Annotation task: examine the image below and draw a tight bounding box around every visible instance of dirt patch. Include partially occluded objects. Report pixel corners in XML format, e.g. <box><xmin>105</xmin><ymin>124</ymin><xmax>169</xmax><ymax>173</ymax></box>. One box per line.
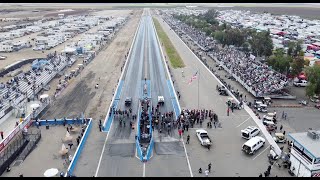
<box><xmin>41</xmin><ymin>10</ymin><xmax>140</xmax><ymax>122</ymax></box>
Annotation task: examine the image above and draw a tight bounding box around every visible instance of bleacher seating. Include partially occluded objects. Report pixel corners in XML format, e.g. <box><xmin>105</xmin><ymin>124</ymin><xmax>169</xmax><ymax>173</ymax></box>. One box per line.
<box><xmin>0</xmin><ymin>54</ymin><xmax>68</xmax><ymax>118</ymax></box>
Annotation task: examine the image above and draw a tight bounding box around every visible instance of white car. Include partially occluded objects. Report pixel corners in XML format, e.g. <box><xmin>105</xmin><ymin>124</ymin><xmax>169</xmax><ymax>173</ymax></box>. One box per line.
<box><xmin>158</xmin><ymin>96</ymin><xmax>164</xmax><ymax>105</ymax></box>
<box><xmin>241</xmin><ymin>126</ymin><xmax>260</xmax><ymax>140</ymax></box>
<box><xmin>196</xmin><ymin>129</ymin><xmax>212</xmax><ymax>146</ymax></box>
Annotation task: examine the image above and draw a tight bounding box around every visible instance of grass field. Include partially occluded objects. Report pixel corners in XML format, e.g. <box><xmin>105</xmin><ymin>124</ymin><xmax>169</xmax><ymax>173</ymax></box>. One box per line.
<box><xmin>153</xmin><ymin>17</ymin><xmax>185</xmax><ymax>69</ymax></box>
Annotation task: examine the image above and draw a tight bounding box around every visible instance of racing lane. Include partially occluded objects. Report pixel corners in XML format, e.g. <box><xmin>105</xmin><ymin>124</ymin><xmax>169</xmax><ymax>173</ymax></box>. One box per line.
<box><xmin>97</xmin><ymin>13</ymin><xmax>147</xmax><ymax>177</ymax></box>
<box><xmin>144</xmin><ymin>11</ymin><xmax>190</xmax><ymax>177</ymax></box>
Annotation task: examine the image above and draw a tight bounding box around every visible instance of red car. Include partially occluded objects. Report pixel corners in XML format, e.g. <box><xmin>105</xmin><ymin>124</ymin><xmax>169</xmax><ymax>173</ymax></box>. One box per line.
<box><xmin>315</xmin><ymin>104</ymin><xmax>320</xmax><ymax>109</ymax></box>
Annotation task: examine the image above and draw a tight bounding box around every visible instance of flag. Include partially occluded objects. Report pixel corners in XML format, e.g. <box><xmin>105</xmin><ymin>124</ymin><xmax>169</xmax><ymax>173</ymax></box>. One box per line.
<box><xmin>188</xmin><ymin>71</ymin><xmax>198</xmax><ymax>85</ymax></box>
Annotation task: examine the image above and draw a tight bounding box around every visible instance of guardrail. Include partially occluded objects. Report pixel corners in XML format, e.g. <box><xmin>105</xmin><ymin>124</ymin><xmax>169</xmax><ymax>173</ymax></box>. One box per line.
<box><xmin>65</xmin><ymin>118</ymin><xmax>92</xmax><ymax>177</ymax></box>
<box><xmin>146</xmin><ymin>137</ymin><xmax>154</xmax><ymax>161</ymax></box>
<box><xmin>135</xmin><ymin>138</ymin><xmax>143</xmax><ymax>161</ymax></box>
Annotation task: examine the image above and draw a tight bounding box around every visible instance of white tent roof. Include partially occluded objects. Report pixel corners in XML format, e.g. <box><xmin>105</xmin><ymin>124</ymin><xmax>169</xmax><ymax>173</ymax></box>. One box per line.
<box><xmin>62</xmin><ymin>47</ymin><xmax>76</xmax><ymax>53</ymax></box>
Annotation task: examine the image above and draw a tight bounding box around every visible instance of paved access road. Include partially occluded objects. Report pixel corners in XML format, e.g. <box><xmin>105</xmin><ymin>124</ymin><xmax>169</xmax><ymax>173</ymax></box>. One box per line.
<box><xmin>154</xmin><ymin>14</ymin><xmax>291</xmax><ymax>177</ymax></box>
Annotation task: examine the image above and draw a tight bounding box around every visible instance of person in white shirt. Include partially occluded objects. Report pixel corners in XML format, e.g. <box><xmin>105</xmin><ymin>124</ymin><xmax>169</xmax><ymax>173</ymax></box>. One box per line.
<box><xmin>205</xmin><ymin>169</ymin><xmax>209</xmax><ymax>177</ymax></box>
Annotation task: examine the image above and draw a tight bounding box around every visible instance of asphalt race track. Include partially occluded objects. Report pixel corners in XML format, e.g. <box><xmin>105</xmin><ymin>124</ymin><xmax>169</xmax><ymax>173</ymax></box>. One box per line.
<box><xmin>97</xmin><ymin>9</ymin><xmax>190</xmax><ymax>177</ymax></box>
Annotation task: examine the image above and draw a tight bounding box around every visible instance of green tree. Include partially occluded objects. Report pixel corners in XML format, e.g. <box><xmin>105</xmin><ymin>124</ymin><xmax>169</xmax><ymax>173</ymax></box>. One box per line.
<box><xmin>241</xmin><ymin>42</ymin><xmax>250</xmax><ymax>53</ymax></box>
<box><xmin>294</xmin><ymin>40</ymin><xmax>303</xmax><ymax>57</ymax></box>
<box><xmin>214</xmin><ymin>31</ymin><xmax>226</xmax><ymax>45</ymax></box>
<box><xmin>305</xmin><ymin>65</ymin><xmax>320</xmax><ymax>97</ymax></box>
<box><xmin>267</xmin><ymin>49</ymin><xmax>291</xmax><ymax>74</ymax></box>
<box><xmin>287</xmin><ymin>41</ymin><xmax>295</xmax><ymax>56</ymax></box>
<box><xmin>250</xmin><ymin>30</ymin><xmax>273</xmax><ymax>57</ymax></box>
<box><xmin>290</xmin><ymin>57</ymin><xmax>305</xmax><ymax>77</ymax></box>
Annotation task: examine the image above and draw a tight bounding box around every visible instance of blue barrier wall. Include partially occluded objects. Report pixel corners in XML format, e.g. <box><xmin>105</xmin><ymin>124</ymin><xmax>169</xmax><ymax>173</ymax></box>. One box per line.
<box><xmin>136</xmin><ymin>139</ymin><xmax>143</xmax><ymax>161</ymax></box>
<box><xmin>103</xmin><ymin>80</ymin><xmax>124</xmax><ymax>132</ymax></box>
<box><xmin>148</xmin><ymin>107</ymin><xmax>152</xmax><ymax>135</ymax></box>
<box><xmin>66</xmin><ymin>119</ymin><xmax>92</xmax><ymax>177</ymax></box>
<box><xmin>137</xmin><ymin>109</ymin><xmax>141</xmax><ymax>140</ymax></box>
<box><xmin>146</xmin><ymin>137</ymin><xmax>154</xmax><ymax>161</ymax></box>
<box><xmin>167</xmin><ymin>80</ymin><xmax>180</xmax><ymax>118</ymax></box>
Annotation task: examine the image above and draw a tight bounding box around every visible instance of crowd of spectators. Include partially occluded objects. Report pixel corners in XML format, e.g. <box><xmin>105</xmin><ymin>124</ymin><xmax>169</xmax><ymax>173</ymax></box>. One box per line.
<box><xmin>164</xmin><ymin>15</ymin><xmax>288</xmax><ymax>97</ymax></box>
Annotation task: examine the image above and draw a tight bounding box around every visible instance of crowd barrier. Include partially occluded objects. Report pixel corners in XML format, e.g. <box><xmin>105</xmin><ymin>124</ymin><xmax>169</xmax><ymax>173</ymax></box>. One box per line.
<box><xmin>65</xmin><ymin>118</ymin><xmax>92</xmax><ymax>177</ymax></box>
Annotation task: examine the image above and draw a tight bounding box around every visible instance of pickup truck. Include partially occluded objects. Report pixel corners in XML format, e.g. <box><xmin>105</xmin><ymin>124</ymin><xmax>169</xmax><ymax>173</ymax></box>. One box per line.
<box><xmin>196</xmin><ymin>129</ymin><xmax>212</xmax><ymax>146</ymax></box>
<box><xmin>293</xmin><ymin>80</ymin><xmax>308</xmax><ymax>87</ymax></box>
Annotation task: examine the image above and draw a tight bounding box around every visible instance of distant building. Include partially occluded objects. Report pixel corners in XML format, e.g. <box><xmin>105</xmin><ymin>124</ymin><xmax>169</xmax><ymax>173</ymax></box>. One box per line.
<box><xmin>288</xmin><ymin>130</ymin><xmax>320</xmax><ymax>177</ymax></box>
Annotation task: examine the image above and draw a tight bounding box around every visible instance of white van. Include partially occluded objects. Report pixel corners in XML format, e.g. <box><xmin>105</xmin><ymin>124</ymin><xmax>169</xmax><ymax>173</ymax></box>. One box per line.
<box><xmin>242</xmin><ymin>136</ymin><xmax>266</xmax><ymax>155</ymax></box>
<box><xmin>241</xmin><ymin>126</ymin><xmax>260</xmax><ymax>140</ymax></box>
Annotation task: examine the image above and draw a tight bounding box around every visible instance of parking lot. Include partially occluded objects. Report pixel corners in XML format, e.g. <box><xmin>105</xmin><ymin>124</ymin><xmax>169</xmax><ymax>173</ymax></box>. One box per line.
<box><xmin>155</xmin><ymin>15</ymin><xmax>291</xmax><ymax>177</ymax></box>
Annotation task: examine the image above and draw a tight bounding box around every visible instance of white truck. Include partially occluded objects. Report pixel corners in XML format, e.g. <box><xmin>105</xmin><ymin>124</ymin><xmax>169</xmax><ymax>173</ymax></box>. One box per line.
<box><xmin>293</xmin><ymin>80</ymin><xmax>308</xmax><ymax>87</ymax></box>
<box><xmin>196</xmin><ymin>129</ymin><xmax>212</xmax><ymax>146</ymax></box>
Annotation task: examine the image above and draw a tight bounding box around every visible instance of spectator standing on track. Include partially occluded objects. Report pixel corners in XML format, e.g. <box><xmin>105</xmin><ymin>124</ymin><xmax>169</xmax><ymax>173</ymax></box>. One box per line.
<box><xmin>198</xmin><ymin>168</ymin><xmax>202</xmax><ymax>174</ymax></box>
<box><xmin>227</xmin><ymin>107</ymin><xmax>230</xmax><ymax>116</ymax></box>
<box><xmin>178</xmin><ymin>129</ymin><xmax>182</xmax><ymax>139</ymax></box>
<box><xmin>99</xmin><ymin>124</ymin><xmax>102</xmax><ymax>132</ymax></box>
<box><xmin>284</xmin><ymin>113</ymin><xmax>287</xmax><ymax>120</ymax></box>
<box><xmin>0</xmin><ymin>131</ymin><xmax>3</xmax><ymax>139</ymax></box>
<box><xmin>259</xmin><ymin>173</ymin><xmax>263</xmax><ymax>177</ymax></box>
<box><xmin>282</xmin><ymin>111</ymin><xmax>285</xmax><ymax>119</ymax></box>
<box><xmin>66</xmin><ymin>127</ymin><xmax>69</xmax><ymax>133</ymax></box>
<box><xmin>283</xmin><ymin>131</ymin><xmax>286</xmax><ymax>136</ymax></box>
<box><xmin>186</xmin><ymin>134</ymin><xmax>190</xmax><ymax>144</ymax></box>
<box><xmin>208</xmin><ymin>163</ymin><xmax>212</xmax><ymax>172</ymax></box>
<box><xmin>76</xmin><ymin>137</ymin><xmax>80</xmax><ymax>145</ymax></box>
<box><xmin>280</xmin><ymin>125</ymin><xmax>283</xmax><ymax>131</ymax></box>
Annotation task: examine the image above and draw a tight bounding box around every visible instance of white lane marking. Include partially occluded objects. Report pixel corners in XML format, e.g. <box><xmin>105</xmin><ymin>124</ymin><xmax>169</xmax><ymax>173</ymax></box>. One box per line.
<box><xmin>143</xmin><ymin>162</ymin><xmax>146</xmax><ymax>177</ymax></box>
<box><xmin>236</xmin><ymin>117</ymin><xmax>251</xmax><ymax>128</ymax></box>
<box><xmin>252</xmin><ymin>145</ymin><xmax>269</xmax><ymax>161</ymax></box>
<box><xmin>95</xmin><ymin>131</ymin><xmax>110</xmax><ymax>177</ymax></box>
<box><xmin>181</xmin><ymin>137</ymin><xmax>194</xmax><ymax>177</ymax></box>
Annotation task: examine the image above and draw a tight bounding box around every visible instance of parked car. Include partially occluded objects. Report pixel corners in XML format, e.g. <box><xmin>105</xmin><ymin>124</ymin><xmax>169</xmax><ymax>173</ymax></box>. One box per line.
<box><xmin>242</xmin><ymin>136</ymin><xmax>265</xmax><ymax>155</ymax></box>
<box><xmin>241</xmin><ymin>126</ymin><xmax>260</xmax><ymax>140</ymax></box>
<box><xmin>273</xmin><ymin>133</ymin><xmax>287</xmax><ymax>143</ymax></box>
<box><xmin>196</xmin><ymin>129</ymin><xmax>212</xmax><ymax>146</ymax></box>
